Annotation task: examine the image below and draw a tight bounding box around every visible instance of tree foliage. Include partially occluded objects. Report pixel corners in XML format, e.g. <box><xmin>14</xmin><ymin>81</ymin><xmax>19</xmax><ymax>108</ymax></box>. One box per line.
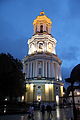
<box><xmin>65</xmin><ymin>64</ymin><xmax>80</xmax><ymax>119</ymax></box>
<box><xmin>65</xmin><ymin>64</ymin><xmax>80</xmax><ymax>85</ymax></box>
<box><xmin>0</xmin><ymin>53</ymin><xmax>25</xmax><ymax>101</ymax></box>
<box><xmin>70</xmin><ymin>64</ymin><xmax>80</xmax><ymax>83</ymax></box>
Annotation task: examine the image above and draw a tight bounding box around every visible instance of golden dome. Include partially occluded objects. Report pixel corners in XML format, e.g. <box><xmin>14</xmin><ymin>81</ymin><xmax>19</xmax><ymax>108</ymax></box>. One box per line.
<box><xmin>33</xmin><ymin>12</ymin><xmax>52</xmax><ymax>25</ymax></box>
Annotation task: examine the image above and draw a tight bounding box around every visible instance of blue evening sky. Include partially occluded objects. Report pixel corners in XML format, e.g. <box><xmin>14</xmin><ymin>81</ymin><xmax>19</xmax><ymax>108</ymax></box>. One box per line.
<box><xmin>0</xmin><ymin>0</ymin><xmax>80</xmax><ymax>85</ymax></box>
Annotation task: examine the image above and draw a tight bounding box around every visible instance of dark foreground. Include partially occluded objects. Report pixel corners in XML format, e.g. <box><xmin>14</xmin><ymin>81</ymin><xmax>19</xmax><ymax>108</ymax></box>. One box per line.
<box><xmin>0</xmin><ymin>107</ymin><xmax>74</xmax><ymax>120</ymax></box>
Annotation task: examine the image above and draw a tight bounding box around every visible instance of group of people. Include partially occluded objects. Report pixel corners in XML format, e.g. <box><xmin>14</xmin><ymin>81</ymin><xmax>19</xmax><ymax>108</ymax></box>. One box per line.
<box><xmin>27</xmin><ymin>104</ymin><xmax>53</xmax><ymax>120</ymax></box>
<box><xmin>41</xmin><ymin>104</ymin><xmax>53</xmax><ymax>119</ymax></box>
<box><xmin>41</xmin><ymin>104</ymin><xmax>52</xmax><ymax>113</ymax></box>
<box><xmin>28</xmin><ymin>105</ymin><xmax>34</xmax><ymax>120</ymax></box>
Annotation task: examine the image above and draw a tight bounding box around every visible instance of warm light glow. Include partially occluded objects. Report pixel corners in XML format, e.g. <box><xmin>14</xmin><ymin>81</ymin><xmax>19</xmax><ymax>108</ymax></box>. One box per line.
<box><xmin>77</xmin><ymin>91</ymin><xmax>80</xmax><ymax>95</ymax></box>
<box><xmin>56</xmin><ymin>106</ymin><xmax>60</xmax><ymax>119</ymax></box>
<box><xmin>59</xmin><ymin>76</ymin><xmax>62</xmax><ymax>81</ymax></box>
<box><xmin>30</xmin><ymin>84</ymin><xmax>34</xmax><ymax>92</ymax></box>
<box><xmin>48</xmin><ymin>43</ymin><xmax>53</xmax><ymax>52</ymax></box>
<box><xmin>22</xmin><ymin>96</ymin><xmax>24</xmax><ymax>101</ymax></box>
<box><xmin>40</xmin><ymin>11</ymin><xmax>45</xmax><ymax>15</ymax></box>
<box><xmin>33</xmin><ymin>13</ymin><xmax>52</xmax><ymax>25</ymax></box>
<box><xmin>56</xmin><ymin>95</ymin><xmax>59</xmax><ymax>105</ymax></box>
<box><xmin>49</xmin><ymin>84</ymin><xmax>53</xmax><ymax>89</ymax></box>
<box><xmin>5</xmin><ymin>98</ymin><xmax>7</xmax><ymax>101</ymax></box>
<box><xmin>60</xmin><ymin>86</ymin><xmax>63</xmax><ymax>96</ymax></box>
<box><xmin>26</xmin><ymin>84</ymin><xmax>30</xmax><ymax>91</ymax></box>
<box><xmin>45</xmin><ymin>84</ymin><xmax>49</xmax><ymax>93</ymax></box>
<box><xmin>63</xmin><ymin>92</ymin><xmax>65</xmax><ymax>95</ymax></box>
<box><xmin>4</xmin><ymin>109</ymin><xmax>6</xmax><ymax>113</ymax></box>
<box><xmin>30</xmin><ymin>44</ymin><xmax>36</xmax><ymax>54</ymax></box>
<box><xmin>37</xmin><ymin>95</ymin><xmax>41</xmax><ymax>101</ymax></box>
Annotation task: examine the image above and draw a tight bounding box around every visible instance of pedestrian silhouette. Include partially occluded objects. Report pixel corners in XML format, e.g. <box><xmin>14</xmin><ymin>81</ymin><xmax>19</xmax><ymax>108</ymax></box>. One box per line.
<box><xmin>41</xmin><ymin>105</ymin><xmax>45</xmax><ymax>120</ymax></box>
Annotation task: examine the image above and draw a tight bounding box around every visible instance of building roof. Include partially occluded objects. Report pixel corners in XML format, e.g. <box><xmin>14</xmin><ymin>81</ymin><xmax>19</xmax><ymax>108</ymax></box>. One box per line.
<box><xmin>33</xmin><ymin>11</ymin><xmax>52</xmax><ymax>25</ymax></box>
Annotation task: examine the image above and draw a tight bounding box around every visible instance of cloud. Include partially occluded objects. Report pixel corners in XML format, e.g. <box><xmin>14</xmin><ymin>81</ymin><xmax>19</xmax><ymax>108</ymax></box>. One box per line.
<box><xmin>62</xmin><ymin>66</ymin><xmax>71</xmax><ymax>79</ymax></box>
<box><xmin>60</xmin><ymin>46</ymin><xmax>79</xmax><ymax>61</ymax></box>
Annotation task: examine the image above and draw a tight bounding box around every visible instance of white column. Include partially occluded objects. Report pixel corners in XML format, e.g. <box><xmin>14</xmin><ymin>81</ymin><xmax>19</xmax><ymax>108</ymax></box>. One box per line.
<box><xmin>28</xmin><ymin>63</ymin><xmax>29</xmax><ymax>78</ymax></box>
<box><xmin>54</xmin><ymin>63</ymin><xmax>58</xmax><ymax>80</ymax></box>
<box><xmin>33</xmin><ymin>61</ymin><xmax>36</xmax><ymax>77</ymax></box>
<box><xmin>33</xmin><ymin>61</ymin><xmax>34</xmax><ymax>77</ymax></box>
<box><xmin>49</xmin><ymin>61</ymin><xmax>50</xmax><ymax>78</ymax></box>
<box><xmin>54</xmin><ymin>63</ymin><xmax>56</xmax><ymax>79</ymax></box>
<box><xmin>57</xmin><ymin>64</ymin><xmax>59</xmax><ymax>80</ymax></box>
<box><xmin>58</xmin><ymin>65</ymin><xmax>62</xmax><ymax>81</ymax></box>
<box><xmin>35</xmin><ymin>61</ymin><xmax>37</xmax><ymax>77</ymax></box>
<box><xmin>34</xmin><ymin>61</ymin><xmax>36</xmax><ymax>77</ymax></box>
<box><xmin>52</xmin><ymin>62</ymin><xmax>54</xmax><ymax>78</ymax></box>
<box><xmin>42</xmin><ymin>61</ymin><xmax>44</xmax><ymax>77</ymax></box>
<box><xmin>50</xmin><ymin>62</ymin><xmax>52</xmax><ymax>78</ymax></box>
<box><xmin>45</xmin><ymin>61</ymin><xmax>47</xmax><ymax>77</ymax></box>
<box><xmin>30</xmin><ymin>62</ymin><xmax>32</xmax><ymax>78</ymax></box>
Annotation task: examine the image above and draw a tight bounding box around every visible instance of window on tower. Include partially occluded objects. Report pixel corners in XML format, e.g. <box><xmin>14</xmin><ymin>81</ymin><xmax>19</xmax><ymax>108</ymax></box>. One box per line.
<box><xmin>39</xmin><ymin>43</ymin><xmax>43</xmax><ymax>49</ymax></box>
<box><xmin>40</xmin><ymin>25</ymin><xmax>43</xmax><ymax>33</ymax></box>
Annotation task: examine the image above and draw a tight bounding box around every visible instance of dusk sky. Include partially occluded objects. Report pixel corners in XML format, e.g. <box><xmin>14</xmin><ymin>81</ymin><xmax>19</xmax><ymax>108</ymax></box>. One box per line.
<box><xmin>0</xmin><ymin>0</ymin><xmax>80</xmax><ymax>85</ymax></box>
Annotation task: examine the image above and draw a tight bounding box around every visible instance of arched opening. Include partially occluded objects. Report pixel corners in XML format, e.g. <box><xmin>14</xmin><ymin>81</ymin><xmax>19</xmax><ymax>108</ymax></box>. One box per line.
<box><xmin>40</xmin><ymin>25</ymin><xmax>43</xmax><ymax>33</ymax></box>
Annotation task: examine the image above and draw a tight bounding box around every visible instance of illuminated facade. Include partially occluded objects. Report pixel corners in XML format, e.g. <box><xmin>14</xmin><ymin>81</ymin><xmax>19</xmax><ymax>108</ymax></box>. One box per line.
<box><xmin>23</xmin><ymin>12</ymin><xmax>63</xmax><ymax>104</ymax></box>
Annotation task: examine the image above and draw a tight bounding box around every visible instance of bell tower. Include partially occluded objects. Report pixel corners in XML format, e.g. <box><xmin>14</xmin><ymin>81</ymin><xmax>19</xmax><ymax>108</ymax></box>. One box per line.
<box><xmin>23</xmin><ymin>12</ymin><xmax>63</xmax><ymax>104</ymax></box>
<box><xmin>33</xmin><ymin>11</ymin><xmax>52</xmax><ymax>34</ymax></box>
<box><xmin>28</xmin><ymin>12</ymin><xmax>56</xmax><ymax>55</ymax></box>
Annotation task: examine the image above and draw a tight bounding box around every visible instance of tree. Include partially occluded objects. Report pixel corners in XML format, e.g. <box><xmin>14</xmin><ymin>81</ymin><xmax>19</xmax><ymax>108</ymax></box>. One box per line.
<box><xmin>0</xmin><ymin>53</ymin><xmax>25</xmax><ymax>101</ymax></box>
<box><xmin>70</xmin><ymin>64</ymin><xmax>80</xmax><ymax>86</ymax></box>
<box><xmin>65</xmin><ymin>64</ymin><xmax>80</xmax><ymax>120</ymax></box>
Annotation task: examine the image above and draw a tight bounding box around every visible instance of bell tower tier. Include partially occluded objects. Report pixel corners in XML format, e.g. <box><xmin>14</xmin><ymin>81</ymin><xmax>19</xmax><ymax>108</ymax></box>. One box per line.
<box><xmin>23</xmin><ymin>12</ymin><xmax>63</xmax><ymax>104</ymax></box>
<box><xmin>28</xmin><ymin>12</ymin><xmax>56</xmax><ymax>55</ymax></box>
<box><xmin>33</xmin><ymin>12</ymin><xmax>52</xmax><ymax>34</ymax></box>
<box><xmin>28</xmin><ymin>34</ymin><xmax>56</xmax><ymax>55</ymax></box>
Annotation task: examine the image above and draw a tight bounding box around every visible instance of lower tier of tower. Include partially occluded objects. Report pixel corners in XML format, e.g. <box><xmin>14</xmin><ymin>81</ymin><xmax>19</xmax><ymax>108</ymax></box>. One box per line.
<box><xmin>23</xmin><ymin>53</ymin><xmax>62</xmax><ymax>81</ymax></box>
<box><xmin>24</xmin><ymin>82</ymin><xmax>63</xmax><ymax>105</ymax></box>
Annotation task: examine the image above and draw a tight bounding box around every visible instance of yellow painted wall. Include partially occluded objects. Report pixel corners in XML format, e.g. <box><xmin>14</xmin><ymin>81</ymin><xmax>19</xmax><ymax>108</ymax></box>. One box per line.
<box><xmin>25</xmin><ymin>83</ymin><xmax>55</xmax><ymax>102</ymax></box>
<box><xmin>60</xmin><ymin>86</ymin><xmax>63</xmax><ymax>97</ymax></box>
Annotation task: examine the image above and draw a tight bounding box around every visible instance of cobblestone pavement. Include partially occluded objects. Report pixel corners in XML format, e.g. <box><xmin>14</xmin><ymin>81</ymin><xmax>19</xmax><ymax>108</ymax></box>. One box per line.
<box><xmin>0</xmin><ymin>107</ymin><xmax>73</xmax><ymax>120</ymax></box>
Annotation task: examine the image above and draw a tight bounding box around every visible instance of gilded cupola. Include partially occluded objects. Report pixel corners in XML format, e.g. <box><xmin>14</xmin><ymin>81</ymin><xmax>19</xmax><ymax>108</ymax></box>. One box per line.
<box><xmin>33</xmin><ymin>12</ymin><xmax>52</xmax><ymax>34</ymax></box>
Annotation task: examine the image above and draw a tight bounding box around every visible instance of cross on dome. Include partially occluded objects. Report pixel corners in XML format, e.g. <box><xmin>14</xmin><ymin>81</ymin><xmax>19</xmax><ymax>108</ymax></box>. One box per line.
<box><xmin>40</xmin><ymin>11</ymin><xmax>45</xmax><ymax>15</ymax></box>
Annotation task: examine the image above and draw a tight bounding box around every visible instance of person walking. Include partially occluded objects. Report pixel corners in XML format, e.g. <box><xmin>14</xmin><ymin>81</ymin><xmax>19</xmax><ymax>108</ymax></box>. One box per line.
<box><xmin>46</xmin><ymin>104</ymin><xmax>52</xmax><ymax>119</ymax></box>
<box><xmin>28</xmin><ymin>105</ymin><xmax>34</xmax><ymax>120</ymax></box>
<box><xmin>41</xmin><ymin>104</ymin><xmax>45</xmax><ymax>120</ymax></box>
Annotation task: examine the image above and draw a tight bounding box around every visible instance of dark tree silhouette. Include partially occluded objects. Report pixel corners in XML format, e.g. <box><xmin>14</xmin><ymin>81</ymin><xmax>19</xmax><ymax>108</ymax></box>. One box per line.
<box><xmin>0</xmin><ymin>53</ymin><xmax>25</xmax><ymax>101</ymax></box>
<box><xmin>65</xmin><ymin>64</ymin><xmax>80</xmax><ymax>120</ymax></box>
<box><xmin>70</xmin><ymin>64</ymin><xmax>80</xmax><ymax>85</ymax></box>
